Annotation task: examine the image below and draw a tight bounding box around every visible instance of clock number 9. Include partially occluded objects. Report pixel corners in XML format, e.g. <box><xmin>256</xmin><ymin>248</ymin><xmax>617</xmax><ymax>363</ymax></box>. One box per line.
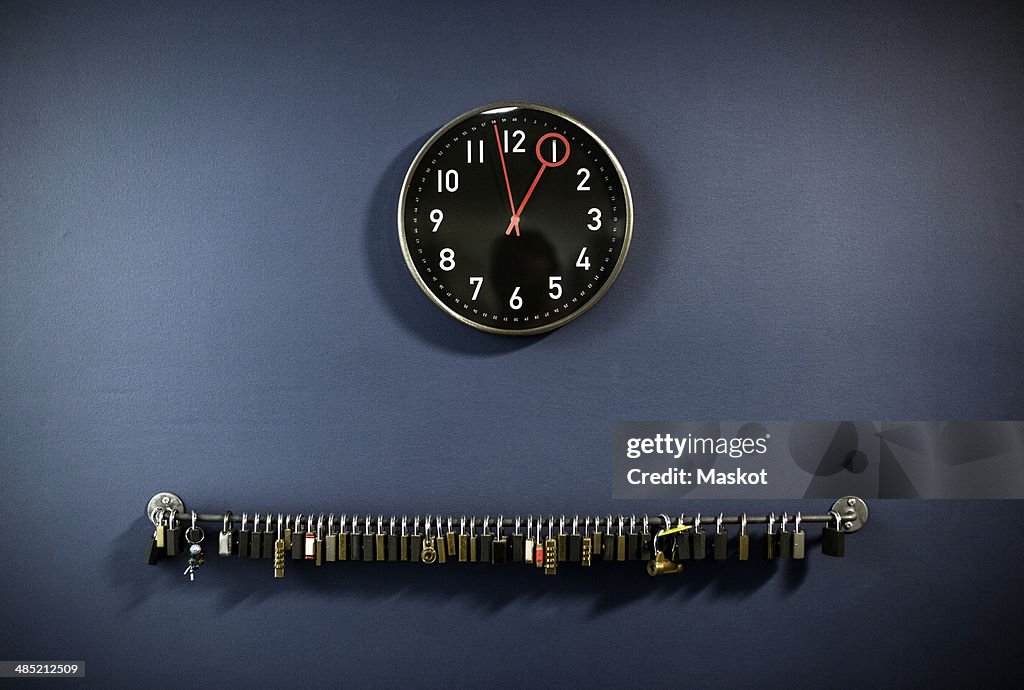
<box><xmin>587</xmin><ymin>208</ymin><xmax>602</xmax><ymax>231</ymax></box>
<box><xmin>439</xmin><ymin>247</ymin><xmax>455</xmax><ymax>271</ymax></box>
<box><xmin>429</xmin><ymin>209</ymin><xmax>443</xmax><ymax>232</ymax></box>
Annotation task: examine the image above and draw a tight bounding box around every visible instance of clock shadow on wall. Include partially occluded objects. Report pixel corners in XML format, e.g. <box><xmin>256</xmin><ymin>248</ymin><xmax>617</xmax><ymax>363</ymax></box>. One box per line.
<box><xmin>364</xmin><ymin>137</ymin><xmax>539</xmax><ymax>355</ymax></box>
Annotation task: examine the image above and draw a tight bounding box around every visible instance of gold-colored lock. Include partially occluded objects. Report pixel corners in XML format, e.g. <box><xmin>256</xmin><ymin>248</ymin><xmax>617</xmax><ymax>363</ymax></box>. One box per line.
<box><xmin>647</xmin><ymin>551</ymin><xmax>684</xmax><ymax>577</ymax></box>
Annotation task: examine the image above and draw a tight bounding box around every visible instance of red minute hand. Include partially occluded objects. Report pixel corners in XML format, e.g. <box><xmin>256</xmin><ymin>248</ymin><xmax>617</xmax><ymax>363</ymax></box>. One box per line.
<box><xmin>504</xmin><ymin>132</ymin><xmax>570</xmax><ymax>236</ymax></box>
<box><xmin>493</xmin><ymin>125</ymin><xmax>518</xmax><ymax>235</ymax></box>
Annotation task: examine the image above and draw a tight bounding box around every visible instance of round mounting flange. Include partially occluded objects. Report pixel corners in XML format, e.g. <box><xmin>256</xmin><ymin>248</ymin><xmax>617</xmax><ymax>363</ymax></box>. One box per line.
<box><xmin>147</xmin><ymin>492</ymin><xmax>186</xmax><ymax>525</ymax></box>
<box><xmin>830</xmin><ymin>496</ymin><xmax>869</xmax><ymax>533</ymax></box>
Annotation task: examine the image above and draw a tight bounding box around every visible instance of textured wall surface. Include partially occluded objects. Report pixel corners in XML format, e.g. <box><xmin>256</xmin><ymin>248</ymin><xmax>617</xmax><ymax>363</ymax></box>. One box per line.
<box><xmin>1</xmin><ymin>1</ymin><xmax>1022</xmax><ymax>686</ymax></box>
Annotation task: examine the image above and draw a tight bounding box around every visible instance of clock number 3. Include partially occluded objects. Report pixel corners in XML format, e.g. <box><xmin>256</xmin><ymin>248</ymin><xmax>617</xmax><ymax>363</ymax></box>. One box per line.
<box><xmin>587</xmin><ymin>208</ymin><xmax>602</xmax><ymax>230</ymax></box>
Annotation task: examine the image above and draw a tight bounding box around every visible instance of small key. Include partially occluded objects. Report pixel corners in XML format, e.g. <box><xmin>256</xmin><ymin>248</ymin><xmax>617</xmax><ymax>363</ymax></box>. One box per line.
<box><xmin>738</xmin><ymin>514</ymin><xmax>750</xmax><ymax>561</ymax></box>
<box><xmin>713</xmin><ymin>514</ymin><xmax>728</xmax><ymax>560</ymax></box>
<box><xmin>778</xmin><ymin>513</ymin><xmax>793</xmax><ymax>559</ymax></box>
<box><xmin>263</xmin><ymin>514</ymin><xmax>276</xmax><ymax>561</ymax></box>
<box><xmin>822</xmin><ymin>512</ymin><xmax>846</xmax><ymax>557</ymax></box>
<box><xmin>792</xmin><ymin>513</ymin><xmax>806</xmax><ymax>559</ymax></box>
<box><xmin>692</xmin><ymin>515</ymin><xmax>706</xmax><ymax>560</ymax></box>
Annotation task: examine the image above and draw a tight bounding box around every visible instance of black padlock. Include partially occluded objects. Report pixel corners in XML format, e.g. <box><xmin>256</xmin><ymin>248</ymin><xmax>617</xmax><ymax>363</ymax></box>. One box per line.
<box><xmin>165</xmin><ymin>511</ymin><xmax>181</xmax><ymax>557</ymax></box>
<box><xmin>675</xmin><ymin>515</ymin><xmax>692</xmax><ymax>560</ymax></box>
<box><xmin>822</xmin><ymin>512</ymin><xmax>846</xmax><ymax>557</ymax></box>
<box><xmin>713</xmin><ymin>515</ymin><xmax>728</xmax><ymax>560</ymax></box>
<box><xmin>479</xmin><ymin>520</ymin><xmax>494</xmax><ymax>563</ymax></box>
<box><xmin>691</xmin><ymin>515</ymin><xmax>706</xmax><ymax>560</ymax></box>
<box><xmin>290</xmin><ymin>515</ymin><xmax>304</xmax><ymax>560</ymax></box>
<box><xmin>778</xmin><ymin>513</ymin><xmax>793</xmax><ymax>559</ymax></box>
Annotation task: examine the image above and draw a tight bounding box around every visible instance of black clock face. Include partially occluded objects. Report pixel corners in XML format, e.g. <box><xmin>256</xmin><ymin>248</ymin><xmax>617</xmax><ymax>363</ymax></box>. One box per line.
<box><xmin>398</xmin><ymin>103</ymin><xmax>633</xmax><ymax>335</ymax></box>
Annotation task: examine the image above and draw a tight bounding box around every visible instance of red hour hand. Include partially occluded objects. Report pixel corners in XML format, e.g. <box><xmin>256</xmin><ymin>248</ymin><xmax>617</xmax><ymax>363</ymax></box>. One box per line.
<box><xmin>504</xmin><ymin>132</ymin><xmax>570</xmax><ymax>236</ymax></box>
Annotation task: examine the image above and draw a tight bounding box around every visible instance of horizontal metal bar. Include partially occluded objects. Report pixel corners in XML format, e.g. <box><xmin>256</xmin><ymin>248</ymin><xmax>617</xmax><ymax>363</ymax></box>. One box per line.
<box><xmin>157</xmin><ymin>511</ymin><xmax>843</xmax><ymax>532</ymax></box>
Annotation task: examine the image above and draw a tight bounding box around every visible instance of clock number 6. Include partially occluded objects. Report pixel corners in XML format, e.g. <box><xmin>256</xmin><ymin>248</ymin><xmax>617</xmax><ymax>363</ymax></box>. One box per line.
<box><xmin>509</xmin><ymin>286</ymin><xmax>523</xmax><ymax>310</ymax></box>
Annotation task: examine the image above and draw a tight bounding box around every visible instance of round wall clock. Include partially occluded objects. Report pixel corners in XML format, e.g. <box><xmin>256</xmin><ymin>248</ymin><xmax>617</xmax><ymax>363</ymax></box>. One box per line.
<box><xmin>398</xmin><ymin>102</ymin><xmax>633</xmax><ymax>335</ymax></box>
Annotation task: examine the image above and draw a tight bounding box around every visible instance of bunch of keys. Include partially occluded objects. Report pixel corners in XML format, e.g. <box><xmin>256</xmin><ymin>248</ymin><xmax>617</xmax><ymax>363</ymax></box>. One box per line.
<box><xmin>183</xmin><ymin>511</ymin><xmax>206</xmax><ymax>581</ymax></box>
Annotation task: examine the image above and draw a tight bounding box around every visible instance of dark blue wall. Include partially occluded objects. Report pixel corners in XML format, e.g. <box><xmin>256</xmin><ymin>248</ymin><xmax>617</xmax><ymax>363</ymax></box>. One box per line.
<box><xmin>2</xmin><ymin>1</ymin><xmax>1023</xmax><ymax>686</ymax></box>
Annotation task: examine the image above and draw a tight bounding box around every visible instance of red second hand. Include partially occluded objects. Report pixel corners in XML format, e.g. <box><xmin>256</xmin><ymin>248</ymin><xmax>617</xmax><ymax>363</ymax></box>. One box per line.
<box><xmin>504</xmin><ymin>166</ymin><xmax>547</xmax><ymax>235</ymax></box>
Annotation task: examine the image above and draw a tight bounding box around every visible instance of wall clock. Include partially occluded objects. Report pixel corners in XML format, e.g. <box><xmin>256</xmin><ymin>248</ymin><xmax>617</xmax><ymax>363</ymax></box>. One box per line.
<box><xmin>398</xmin><ymin>102</ymin><xmax>633</xmax><ymax>335</ymax></box>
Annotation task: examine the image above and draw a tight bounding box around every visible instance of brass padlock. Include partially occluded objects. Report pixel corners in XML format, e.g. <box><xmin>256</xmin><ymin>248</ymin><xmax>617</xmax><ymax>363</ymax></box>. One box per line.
<box><xmin>647</xmin><ymin>551</ymin><xmax>684</xmax><ymax>576</ymax></box>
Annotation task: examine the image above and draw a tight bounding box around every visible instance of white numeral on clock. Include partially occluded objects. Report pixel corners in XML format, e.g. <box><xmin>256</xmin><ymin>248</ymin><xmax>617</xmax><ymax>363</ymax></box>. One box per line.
<box><xmin>467</xmin><ymin>139</ymin><xmax>484</xmax><ymax>163</ymax></box>
<box><xmin>439</xmin><ymin>247</ymin><xmax>455</xmax><ymax>271</ymax></box>
<box><xmin>429</xmin><ymin>209</ymin><xmax>443</xmax><ymax>232</ymax></box>
<box><xmin>503</xmin><ymin>129</ymin><xmax>526</xmax><ymax>153</ymax></box>
<box><xmin>469</xmin><ymin>276</ymin><xmax>483</xmax><ymax>300</ymax></box>
<box><xmin>587</xmin><ymin>208</ymin><xmax>602</xmax><ymax>230</ymax></box>
<box><xmin>576</xmin><ymin>167</ymin><xmax>590</xmax><ymax>191</ymax></box>
<box><xmin>437</xmin><ymin>169</ymin><xmax>459</xmax><ymax>192</ymax></box>
<box><xmin>548</xmin><ymin>276</ymin><xmax>562</xmax><ymax>299</ymax></box>
<box><xmin>575</xmin><ymin>247</ymin><xmax>590</xmax><ymax>270</ymax></box>
<box><xmin>509</xmin><ymin>286</ymin><xmax>523</xmax><ymax>310</ymax></box>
